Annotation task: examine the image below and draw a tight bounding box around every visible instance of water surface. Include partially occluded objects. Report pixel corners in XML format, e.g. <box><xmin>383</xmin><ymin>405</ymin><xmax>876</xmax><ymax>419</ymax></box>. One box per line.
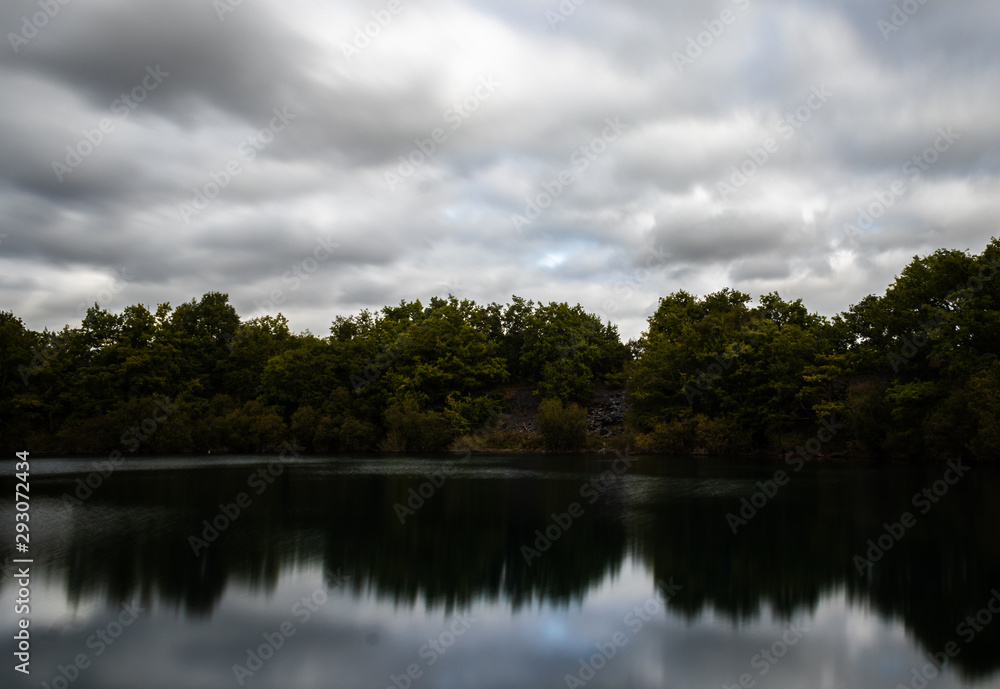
<box><xmin>3</xmin><ymin>454</ymin><xmax>999</xmax><ymax>689</ymax></box>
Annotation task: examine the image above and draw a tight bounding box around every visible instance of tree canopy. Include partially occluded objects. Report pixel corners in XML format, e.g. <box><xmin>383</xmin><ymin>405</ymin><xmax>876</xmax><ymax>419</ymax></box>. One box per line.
<box><xmin>3</xmin><ymin>238</ymin><xmax>999</xmax><ymax>460</ymax></box>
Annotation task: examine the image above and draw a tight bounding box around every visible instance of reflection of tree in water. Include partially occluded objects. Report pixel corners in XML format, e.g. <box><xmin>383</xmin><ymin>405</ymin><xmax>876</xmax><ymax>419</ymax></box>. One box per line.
<box><xmin>17</xmin><ymin>459</ymin><xmax>1000</xmax><ymax>679</ymax></box>
<box><xmin>637</xmin><ymin>461</ymin><xmax>1000</xmax><ymax>681</ymax></box>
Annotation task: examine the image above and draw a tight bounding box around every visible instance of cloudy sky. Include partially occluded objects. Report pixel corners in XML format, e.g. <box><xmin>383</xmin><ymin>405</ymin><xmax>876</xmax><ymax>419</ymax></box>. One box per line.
<box><xmin>2</xmin><ymin>0</ymin><xmax>998</xmax><ymax>340</ymax></box>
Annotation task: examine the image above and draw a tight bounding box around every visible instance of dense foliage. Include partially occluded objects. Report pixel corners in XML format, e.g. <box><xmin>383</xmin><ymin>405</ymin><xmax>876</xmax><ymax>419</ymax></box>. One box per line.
<box><xmin>626</xmin><ymin>238</ymin><xmax>1000</xmax><ymax>459</ymax></box>
<box><xmin>0</xmin><ymin>295</ymin><xmax>627</xmax><ymax>454</ymax></box>
<box><xmin>2</xmin><ymin>238</ymin><xmax>999</xmax><ymax>459</ymax></box>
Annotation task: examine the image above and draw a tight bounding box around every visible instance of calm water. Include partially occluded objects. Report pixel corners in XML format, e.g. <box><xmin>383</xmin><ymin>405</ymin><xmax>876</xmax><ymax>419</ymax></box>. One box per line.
<box><xmin>3</xmin><ymin>454</ymin><xmax>1000</xmax><ymax>689</ymax></box>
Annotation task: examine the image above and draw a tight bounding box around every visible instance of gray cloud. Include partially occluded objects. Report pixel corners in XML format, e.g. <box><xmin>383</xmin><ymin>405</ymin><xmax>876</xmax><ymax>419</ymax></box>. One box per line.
<box><xmin>2</xmin><ymin>0</ymin><xmax>998</xmax><ymax>340</ymax></box>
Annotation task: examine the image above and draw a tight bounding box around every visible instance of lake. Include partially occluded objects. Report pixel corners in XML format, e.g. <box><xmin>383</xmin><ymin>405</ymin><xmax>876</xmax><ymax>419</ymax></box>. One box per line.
<box><xmin>3</xmin><ymin>454</ymin><xmax>1000</xmax><ymax>689</ymax></box>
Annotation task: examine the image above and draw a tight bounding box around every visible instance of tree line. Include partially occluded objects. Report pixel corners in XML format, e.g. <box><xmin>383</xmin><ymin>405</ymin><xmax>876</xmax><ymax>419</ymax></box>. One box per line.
<box><xmin>2</xmin><ymin>238</ymin><xmax>998</xmax><ymax>459</ymax></box>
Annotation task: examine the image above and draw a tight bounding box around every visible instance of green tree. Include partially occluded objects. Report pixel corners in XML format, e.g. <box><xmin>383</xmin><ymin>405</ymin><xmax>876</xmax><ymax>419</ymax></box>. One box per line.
<box><xmin>520</xmin><ymin>301</ymin><xmax>628</xmax><ymax>402</ymax></box>
<box><xmin>381</xmin><ymin>394</ymin><xmax>450</xmax><ymax>452</ymax></box>
<box><xmin>627</xmin><ymin>289</ymin><xmax>836</xmax><ymax>449</ymax></box>
<box><xmin>226</xmin><ymin>400</ymin><xmax>286</xmax><ymax>452</ymax></box>
<box><xmin>258</xmin><ymin>336</ymin><xmax>336</xmax><ymax>415</ymax></box>
<box><xmin>222</xmin><ymin>314</ymin><xmax>294</xmax><ymax>400</ymax></box>
<box><xmin>162</xmin><ymin>292</ymin><xmax>241</xmax><ymax>396</ymax></box>
<box><xmin>0</xmin><ymin>312</ymin><xmax>43</xmax><ymax>449</ymax></box>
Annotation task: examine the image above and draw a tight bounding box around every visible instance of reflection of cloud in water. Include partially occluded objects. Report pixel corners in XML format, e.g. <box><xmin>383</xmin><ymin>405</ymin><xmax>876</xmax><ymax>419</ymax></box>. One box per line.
<box><xmin>4</xmin><ymin>456</ymin><xmax>1000</xmax><ymax>688</ymax></box>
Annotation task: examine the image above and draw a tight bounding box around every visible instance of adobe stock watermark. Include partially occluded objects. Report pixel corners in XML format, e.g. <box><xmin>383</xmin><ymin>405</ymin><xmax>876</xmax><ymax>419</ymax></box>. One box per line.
<box><xmin>724</xmin><ymin>623</ymin><xmax>810</xmax><ymax>689</ymax></box>
<box><xmin>352</xmin><ymin>330</ymin><xmax>413</xmax><ymax>391</ymax></box>
<box><xmin>717</xmin><ymin>84</ymin><xmax>833</xmax><ymax>200</ymax></box>
<box><xmin>384</xmin><ymin>76</ymin><xmax>500</xmax><ymax>191</ymax></box>
<box><xmin>353</xmin><ymin>312</ymin><xmax>503</xmax><ymax>392</ymax></box>
<box><xmin>18</xmin><ymin>330</ymin><xmax>70</xmax><ymax>385</ymax></box>
<box><xmin>189</xmin><ymin>441</ymin><xmax>305</xmax><ymax>556</ymax></box>
<box><xmin>673</xmin><ymin>0</ymin><xmax>751</xmax><ymax>72</ymax></box>
<box><xmin>550</xmin><ymin>321</ymin><xmax>611</xmax><ymax>369</ymax></box>
<box><xmin>390</xmin><ymin>406</ymin><xmax>506</xmax><ymax>522</ymax></box>
<box><xmin>878</xmin><ymin>0</ymin><xmax>931</xmax><ymax>41</ymax></box>
<box><xmin>177</xmin><ymin>106</ymin><xmax>295</xmax><ymax>222</ymax></box>
<box><xmin>72</xmin><ymin>266</ymin><xmax>136</xmax><ymax>320</ymax></box>
<box><xmin>392</xmin><ymin>452</ymin><xmax>470</xmax><ymax>524</ymax></box>
<box><xmin>843</xmin><ymin>126</ymin><xmax>960</xmax><ymax>244</ymax></box>
<box><xmin>7</xmin><ymin>0</ymin><xmax>73</xmax><ymax>53</ymax></box>
<box><xmin>58</xmin><ymin>398</ymin><xmax>178</xmax><ymax>510</ymax></box>
<box><xmin>896</xmin><ymin>588</ymin><xmax>1000</xmax><ymax>689</ymax></box>
<box><xmin>511</xmin><ymin>117</ymin><xmax>628</xmax><ymax>233</ymax></box>
<box><xmin>232</xmin><ymin>568</ymin><xmax>350</xmax><ymax>686</ymax></box>
<box><xmin>726</xmin><ymin>416</ymin><xmax>843</xmax><ymax>534</ymax></box>
<box><xmin>213</xmin><ymin>0</ymin><xmax>253</xmax><ymax>21</ymax></box>
<box><xmin>886</xmin><ymin>258</ymin><xmax>999</xmax><ymax>372</ymax></box>
<box><xmin>246</xmin><ymin>235</ymin><xmax>341</xmax><ymax>318</ymax></box>
<box><xmin>682</xmin><ymin>325</ymin><xmax>771</xmax><ymax>405</ymax></box>
<box><xmin>521</xmin><ymin>452</ymin><xmax>634</xmax><ymax>566</ymax></box>
<box><xmin>341</xmin><ymin>0</ymin><xmax>411</xmax><ymax>61</ymax></box>
<box><xmin>38</xmin><ymin>600</ymin><xmax>144</xmax><ymax>689</ymax></box>
<box><xmin>853</xmin><ymin>459</ymin><xmax>969</xmax><ymax>576</ymax></box>
<box><xmin>598</xmin><ymin>242</ymin><xmax>671</xmax><ymax>323</ymax></box>
<box><xmin>385</xmin><ymin>612</ymin><xmax>479</xmax><ymax>689</ymax></box>
<box><xmin>19</xmin><ymin>259</ymin><xmax>137</xmax><ymax>381</ymax></box>
<box><xmin>21</xmin><ymin>264</ymin><xmax>138</xmax><ymax>385</ymax></box>
<box><xmin>52</xmin><ymin>65</ymin><xmax>169</xmax><ymax>181</ymax></box>
<box><xmin>563</xmin><ymin>578</ymin><xmax>683</xmax><ymax>688</ymax></box>
<box><xmin>223</xmin><ymin>236</ymin><xmax>340</xmax><ymax>353</ymax></box>
<box><xmin>546</xmin><ymin>0</ymin><xmax>587</xmax><ymax>33</ymax></box>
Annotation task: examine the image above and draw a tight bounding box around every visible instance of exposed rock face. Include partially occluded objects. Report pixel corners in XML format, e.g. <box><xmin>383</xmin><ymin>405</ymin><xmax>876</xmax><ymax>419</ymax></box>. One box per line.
<box><xmin>489</xmin><ymin>385</ymin><xmax>627</xmax><ymax>437</ymax></box>
<box><xmin>586</xmin><ymin>387</ymin><xmax>627</xmax><ymax>437</ymax></box>
<box><xmin>497</xmin><ymin>386</ymin><xmax>541</xmax><ymax>434</ymax></box>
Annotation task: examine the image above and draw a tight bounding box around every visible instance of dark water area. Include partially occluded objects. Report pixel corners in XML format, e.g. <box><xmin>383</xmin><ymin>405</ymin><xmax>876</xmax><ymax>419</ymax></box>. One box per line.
<box><xmin>3</xmin><ymin>454</ymin><xmax>1000</xmax><ymax>689</ymax></box>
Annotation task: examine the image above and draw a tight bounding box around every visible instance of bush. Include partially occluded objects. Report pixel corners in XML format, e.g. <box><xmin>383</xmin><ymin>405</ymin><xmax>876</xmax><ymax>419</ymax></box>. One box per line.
<box><xmin>536</xmin><ymin>398</ymin><xmax>588</xmax><ymax>450</ymax></box>
<box><xmin>693</xmin><ymin>415</ymin><xmax>748</xmax><ymax>455</ymax></box>
<box><xmin>449</xmin><ymin>428</ymin><xmax>540</xmax><ymax>453</ymax></box>
<box><xmin>636</xmin><ymin>418</ymin><xmax>691</xmax><ymax>454</ymax></box>
<box><xmin>443</xmin><ymin>393</ymin><xmax>504</xmax><ymax>436</ymax></box>
<box><xmin>635</xmin><ymin>414</ymin><xmax>747</xmax><ymax>455</ymax></box>
<box><xmin>381</xmin><ymin>396</ymin><xmax>452</xmax><ymax>452</ymax></box>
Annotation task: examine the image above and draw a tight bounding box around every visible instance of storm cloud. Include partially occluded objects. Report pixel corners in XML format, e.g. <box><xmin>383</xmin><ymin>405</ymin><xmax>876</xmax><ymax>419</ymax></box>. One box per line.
<box><xmin>2</xmin><ymin>0</ymin><xmax>998</xmax><ymax>339</ymax></box>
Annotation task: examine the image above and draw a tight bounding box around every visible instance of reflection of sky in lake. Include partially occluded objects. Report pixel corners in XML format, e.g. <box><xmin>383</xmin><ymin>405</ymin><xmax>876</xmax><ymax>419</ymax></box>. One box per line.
<box><xmin>4</xmin><ymin>558</ymin><xmax>994</xmax><ymax>689</ymax></box>
<box><xmin>3</xmin><ymin>456</ymin><xmax>1000</xmax><ymax>689</ymax></box>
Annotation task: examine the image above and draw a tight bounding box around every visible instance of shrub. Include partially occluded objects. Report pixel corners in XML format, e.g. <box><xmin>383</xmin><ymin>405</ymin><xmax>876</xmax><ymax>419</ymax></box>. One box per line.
<box><xmin>380</xmin><ymin>397</ymin><xmax>452</xmax><ymax>452</ymax></box>
<box><xmin>635</xmin><ymin>414</ymin><xmax>747</xmax><ymax>455</ymax></box>
<box><xmin>536</xmin><ymin>398</ymin><xmax>588</xmax><ymax>451</ymax></box>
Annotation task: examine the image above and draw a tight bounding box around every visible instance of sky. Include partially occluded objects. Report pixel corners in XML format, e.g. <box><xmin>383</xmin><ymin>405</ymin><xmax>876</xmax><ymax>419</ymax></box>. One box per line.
<box><xmin>1</xmin><ymin>0</ymin><xmax>998</xmax><ymax>341</ymax></box>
